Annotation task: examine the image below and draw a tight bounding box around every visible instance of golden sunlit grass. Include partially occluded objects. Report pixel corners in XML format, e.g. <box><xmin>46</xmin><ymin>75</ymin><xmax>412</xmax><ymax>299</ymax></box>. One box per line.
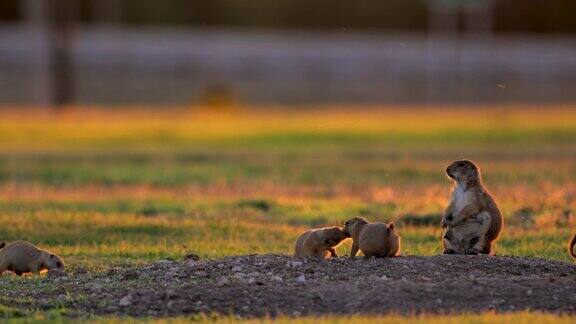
<box><xmin>224</xmin><ymin>312</ymin><xmax>576</xmax><ymax>324</ymax></box>
<box><xmin>0</xmin><ymin>106</ymin><xmax>575</xmax><ymax>321</ymax></box>
<box><xmin>0</xmin><ymin>105</ymin><xmax>574</xmax><ymax>150</ymax></box>
<box><xmin>16</xmin><ymin>311</ymin><xmax>574</xmax><ymax>323</ymax></box>
<box><xmin>0</xmin><ymin>106</ymin><xmax>573</xmax><ymax>265</ymax></box>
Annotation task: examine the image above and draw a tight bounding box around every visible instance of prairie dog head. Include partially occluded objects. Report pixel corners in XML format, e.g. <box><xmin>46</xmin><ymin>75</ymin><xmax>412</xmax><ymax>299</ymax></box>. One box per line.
<box><xmin>41</xmin><ymin>252</ymin><xmax>65</xmax><ymax>272</ymax></box>
<box><xmin>343</xmin><ymin>217</ymin><xmax>369</xmax><ymax>237</ymax></box>
<box><xmin>446</xmin><ymin>159</ymin><xmax>480</xmax><ymax>183</ymax></box>
<box><xmin>319</xmin><ymin>227</ymin><xmax>349</xmax><ymax>248</ymax></box>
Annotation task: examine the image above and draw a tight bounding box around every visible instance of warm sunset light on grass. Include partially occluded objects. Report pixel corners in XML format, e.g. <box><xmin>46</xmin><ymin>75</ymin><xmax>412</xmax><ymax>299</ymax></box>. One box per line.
<box><xmin>0</xmin><ymin>106</ymin><xmax>574</xmax><ymax>321</ymax></box>
<box><xmin>0</xmin><ymin>106</ymin><xmax>574</xmax><ymax>263</ymax></box>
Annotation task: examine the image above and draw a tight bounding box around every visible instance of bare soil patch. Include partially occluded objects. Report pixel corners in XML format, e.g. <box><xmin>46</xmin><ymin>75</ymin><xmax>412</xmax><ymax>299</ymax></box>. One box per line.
<box><xmin>3</xmin><ymin>255</ymin><xmax>576</xmax><ymax>318</ymax></box>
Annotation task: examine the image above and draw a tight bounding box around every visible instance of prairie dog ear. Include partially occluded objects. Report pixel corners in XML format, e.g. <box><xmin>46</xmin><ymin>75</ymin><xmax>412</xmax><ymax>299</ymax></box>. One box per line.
<box><xmin>387</xmin><ymin>222</ymin><xmax>395</xmax><ymax>231</ymax></box>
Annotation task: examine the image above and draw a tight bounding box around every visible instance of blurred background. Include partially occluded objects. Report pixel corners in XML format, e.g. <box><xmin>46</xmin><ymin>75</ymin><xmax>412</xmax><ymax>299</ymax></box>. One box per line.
<box><xmin>1</xmin><ymin>0</ymin><xmax>576</xmax><ymax>107</ymax></box>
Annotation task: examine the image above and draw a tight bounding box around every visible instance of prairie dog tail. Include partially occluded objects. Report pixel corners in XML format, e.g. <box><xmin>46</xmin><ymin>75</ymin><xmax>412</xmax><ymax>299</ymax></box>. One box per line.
<box><xmin>0</xmin><ymin>242</ymin><xmax>5</xmax><ymax>249</ymax></box>
<box><xmin>570</xmin><ymin>234</ymin><xmax>576</xmax><ymax>259</ymax></box>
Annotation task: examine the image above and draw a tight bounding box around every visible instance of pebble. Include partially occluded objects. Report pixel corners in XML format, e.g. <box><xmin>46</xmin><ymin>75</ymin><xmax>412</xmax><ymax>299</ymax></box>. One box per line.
<box><xmin>216</xmin><ymin>277</ymin><xmax>230</xmax><ymax>287</ymax></box>
<box><xmin>289</xmin><ymin>261</ymin><xmax>303</xmax><ymax>268</ymax></box>
<box><xmin>119</xmin><ymin>295</ymin><xmax>132</xmax><ymax>306</ymax></box>
<box><xmin>296</xmin><ymin>275</ymin><xmax>306</xmax><ymax>283</ymax></box>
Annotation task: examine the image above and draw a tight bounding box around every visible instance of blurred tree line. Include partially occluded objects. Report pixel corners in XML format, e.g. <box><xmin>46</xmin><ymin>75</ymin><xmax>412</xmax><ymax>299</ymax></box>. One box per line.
<box><xmin>1</xmin><ymin>0</ymin><xmax>575</xmax><ymax>33</ymax></box>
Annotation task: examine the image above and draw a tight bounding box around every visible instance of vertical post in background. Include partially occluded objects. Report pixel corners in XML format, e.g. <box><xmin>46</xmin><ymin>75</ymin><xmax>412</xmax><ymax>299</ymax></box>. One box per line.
<box><xmin>21</xmin><ymin>0</ymin><xmax>75</xmax><ymax>109</ymax></box>
<box><xmin>21</xmin><ymin>0</ymin><xmax>50</xmax><ymax>106</ymax></box>
<box><xmin>47</xmin><ymin>0</ymin><xmax>75</xmax><ymax>109</ymax></box>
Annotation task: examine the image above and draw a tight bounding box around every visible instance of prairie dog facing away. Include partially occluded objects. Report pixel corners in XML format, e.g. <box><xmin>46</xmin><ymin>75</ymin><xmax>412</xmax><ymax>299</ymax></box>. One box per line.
<box><xmin>441</xmin><ymin>159</ymin><xmax>503</xmax><ymax>255</ymax></box>
<box><xmin>343</xmin><ymin>217</ymin><xmax>400</xmax><ymax>259</ymax></box>
<box><xmin>570</xmin><ymin>234</ymin><xmax>576</xmax><ymax>259</ymax></box>
<box><xmin>294</xmin><ymin>227</ymin><xmax>349</xmax><ymax>258</ymax></box>
<box><xmin>0</xmin><ymin>241</ymin><xmax>65</xmax><ymax>275</ymax></box>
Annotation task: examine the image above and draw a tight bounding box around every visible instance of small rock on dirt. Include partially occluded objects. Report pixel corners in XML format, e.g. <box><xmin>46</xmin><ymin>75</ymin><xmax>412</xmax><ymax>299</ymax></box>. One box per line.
<box><xmin>119</xmin><ymin>295</ymin><xmax>132</xmax><ymax>306</ymax></box>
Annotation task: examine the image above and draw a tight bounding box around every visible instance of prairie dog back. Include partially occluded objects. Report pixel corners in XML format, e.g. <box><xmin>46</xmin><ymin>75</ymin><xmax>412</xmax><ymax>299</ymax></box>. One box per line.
<box><xmin>344</xmin><ymin>217</ymin><xmax>400</xmax><ymax>258</ymax></box>
<box><xmin>358</xmin><ymin>223</ymin><xmax>399</xmax><ymax>257</ymax></box>
<box><xmin>0</xmin><ymin>241</ymin><xmax>65</xmax><ymax>275</ymax></box>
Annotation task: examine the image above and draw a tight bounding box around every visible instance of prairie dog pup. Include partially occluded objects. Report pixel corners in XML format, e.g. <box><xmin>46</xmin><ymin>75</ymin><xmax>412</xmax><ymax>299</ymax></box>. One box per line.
<box><xmin>441</xmin><ymin>160</ymin><xmax>503</xmax><ymax>255</ymax></box>
<box><xmin>0</xmin><ymin>241</ymin><xmax>65</xmax><ymax>275</ymax></box>
<box><xmin>343</xmin><ymin>217</ymin><xmax>400</xmax><ymax>258</ymax></box>
<box><xmin>570</xmin><ymin>234</ymin><xmax>576</xmax><ymax>259</ymax></box>
<box><xmin>294</xmin><ymin>227</ymin><xmax>349</xmax><ymax>258</ymax></box>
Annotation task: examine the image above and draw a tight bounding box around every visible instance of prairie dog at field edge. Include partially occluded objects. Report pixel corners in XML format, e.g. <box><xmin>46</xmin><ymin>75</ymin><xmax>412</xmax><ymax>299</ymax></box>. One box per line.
<box><xmin>343</xmin><ymin>217</ymin><xmax>400</xmax><ymax>259</ymax></box>
<box><xmin>569</xmin><ymin>234</ymin><xmax>576</xmax><ymax>259</ymax></box>
<box><xmin>441</xmin><ymin>159</ymin><xmax>503</xmax><ymax>255</ymax></box>
<box><xmin>294</xmin><ymin>226</ymin><xmax>349</xmax><ymax>258</ymax></box>
<box><xmin>0</xmin><ymin>241</ymin><xmax>65</xmax><ymax>275</ymax></box>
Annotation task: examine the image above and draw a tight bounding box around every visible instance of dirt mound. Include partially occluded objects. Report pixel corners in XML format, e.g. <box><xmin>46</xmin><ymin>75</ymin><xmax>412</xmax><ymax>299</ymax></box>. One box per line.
<box><xmin>4</xmin><ymin>255</ymin><xmax>576</xmax><ymax>318</ymax></box>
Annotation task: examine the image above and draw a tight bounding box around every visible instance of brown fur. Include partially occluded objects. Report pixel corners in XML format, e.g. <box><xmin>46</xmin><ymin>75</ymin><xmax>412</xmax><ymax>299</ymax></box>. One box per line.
<box><xmin>441</xmin><ymin>160</ymin><xmax>503</xmax><ymax>255</ymax></box>
<box><xmin>343</xmin><ymin>217</ymin><xmax>400</xmax><ymax>259</ymax></box>
<box><xmin>294</xmin><ymin>227</ymin><xmax>349</xmax><ymax>258</ymax></box>
<box><xmin>570</xmin><ymin>234</ymin><xmax>576</xmax><ymax>259</ymax></box>
<box><xmin>0</xmin><ymin>241</ymin><xmax>65</xmax><ymax>275</ymax></box>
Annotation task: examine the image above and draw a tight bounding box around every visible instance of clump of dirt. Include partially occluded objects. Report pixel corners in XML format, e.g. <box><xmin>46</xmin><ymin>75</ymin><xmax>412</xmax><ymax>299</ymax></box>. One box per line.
<box><xmin>2</xmin><ymin>255</ymin><xmax>576</xmax><ymax>318</ymax></box>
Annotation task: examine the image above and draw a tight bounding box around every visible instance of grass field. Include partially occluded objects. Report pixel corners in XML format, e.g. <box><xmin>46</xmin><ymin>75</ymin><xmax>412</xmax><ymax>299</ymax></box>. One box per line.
<box><xmin>4</xmin><ymin>312</ymin><xmax>576</xmax><ymax>323</ymax></box>
<box><xmin>0</xmin><ymin>105</ymin><xmax>575</xmax><ymax>321</ymax></box>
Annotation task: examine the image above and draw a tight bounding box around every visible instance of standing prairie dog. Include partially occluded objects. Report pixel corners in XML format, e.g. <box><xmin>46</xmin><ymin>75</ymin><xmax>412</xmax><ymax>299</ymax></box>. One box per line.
<box><xmin>441</xmin><ymin>159</ymin><xmax>503</xmax><ymax>255</ymax></box>
<box><xmin>0</xmin><ymin>241</ymin><xmax>65</xmax><ymax>275</ymax></box>
<box><xmin>569</xmin><ymin>234</ymin><xmax>576</xmax><ymax>259</ymax></box>
<box><xmin>343</xmin><ymin>217</ymin><xmax>400</xmax><ymax>259</ymax></box>
<box><xmin>294</xmin><ymin>227</ymin><xmax>349</xmax><ymax>258</ymax></box>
